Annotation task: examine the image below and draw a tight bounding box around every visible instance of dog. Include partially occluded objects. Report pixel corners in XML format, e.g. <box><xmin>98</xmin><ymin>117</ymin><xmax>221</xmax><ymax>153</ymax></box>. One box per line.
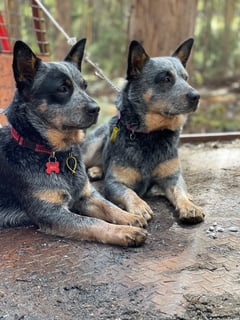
<box><xmin>0</xmin><ymin>39</ymin><xmax>148</xmax><ymax>247</ymax></box>
<box><xmin>82</xmin><ymin>38</ymin><xmax>205</xmax><ymax>224</ymax></box>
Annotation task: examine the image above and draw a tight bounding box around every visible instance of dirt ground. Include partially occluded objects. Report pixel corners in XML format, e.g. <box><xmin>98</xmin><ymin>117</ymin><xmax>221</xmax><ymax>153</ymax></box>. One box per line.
<box><xmin>0</xmin><ymin>140</ymin><xmax>240</xmax><ymax>320</ymax></box>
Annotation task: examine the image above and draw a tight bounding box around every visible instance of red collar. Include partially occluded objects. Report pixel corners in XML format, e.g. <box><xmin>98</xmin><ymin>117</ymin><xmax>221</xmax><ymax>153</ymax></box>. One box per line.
<box><xmin>118</xmin><ymin>112</ymin><xmax>149</xmax><ymax>134</ymax></box>
<box><xmin>11</xmin><ymin>127</ymin><xmax>52</xmax><ymax>155</ymax></box>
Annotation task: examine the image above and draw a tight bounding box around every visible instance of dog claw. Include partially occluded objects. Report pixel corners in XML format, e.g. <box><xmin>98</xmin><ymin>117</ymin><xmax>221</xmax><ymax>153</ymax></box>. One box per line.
<box><xmin>116</xmin><ymin>212</ymin><xmax>147</xmax><ymax>228</ymax></box>
<box><xmin>125</xmin><ymin>228</ymin><xmax>148</xmax><ymax>247</ymax></box>
<box><xmin>143</xmin><ymin>207</ymin><xmax>153</xmax><ymax>221</ymax></box>
<box><xmin>127</xmin><ymin>199</ymin><xmax>153</xmax><ymax>222</ymax></box>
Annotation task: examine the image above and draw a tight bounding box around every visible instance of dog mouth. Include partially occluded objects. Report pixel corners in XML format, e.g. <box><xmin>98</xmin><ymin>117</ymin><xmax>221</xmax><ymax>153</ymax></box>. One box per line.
<box><xmin>48</xmin><ymin>106</ymin><xmax>100</xmax><ymax>131</ymax></box>
<box><xmin>61</xmin><ymin>114</ymin><xmax>99</xmax><ymax>130</ymax></box>
<box><xmin>164</xmin><ymin>109</ymin><xmax>196</xmax><ymax>117</ymax></box>
<box><xmin>162</xmin><ymin>103</ymin><xmax>199</xmax><ymax>117</ymax></box>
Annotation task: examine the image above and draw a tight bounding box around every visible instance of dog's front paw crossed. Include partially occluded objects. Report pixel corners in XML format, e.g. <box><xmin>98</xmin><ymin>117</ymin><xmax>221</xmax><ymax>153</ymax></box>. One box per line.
<box><xmin>127</xmin><ymin>198</ymin><xmax>153</xmax><ymax>222</ymax></box>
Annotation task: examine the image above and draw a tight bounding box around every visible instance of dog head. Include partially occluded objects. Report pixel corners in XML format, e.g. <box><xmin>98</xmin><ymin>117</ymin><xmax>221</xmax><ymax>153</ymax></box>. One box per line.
<box><xmin>8</xmin><ymin>39</ymin><xmax>100</xmax><ymax>150</ymax></box>
<box><xmin>117</xmin><ymin>38</ymin><xmax>200</xmax><ymax>132</ymax></box>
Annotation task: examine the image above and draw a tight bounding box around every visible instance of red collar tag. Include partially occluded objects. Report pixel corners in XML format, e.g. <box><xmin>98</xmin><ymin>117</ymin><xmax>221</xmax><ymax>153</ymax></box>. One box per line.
<box><xmin>46</xmin><ymin>153</ymin><xmax>60</xmax><ymax>174</ymax></box>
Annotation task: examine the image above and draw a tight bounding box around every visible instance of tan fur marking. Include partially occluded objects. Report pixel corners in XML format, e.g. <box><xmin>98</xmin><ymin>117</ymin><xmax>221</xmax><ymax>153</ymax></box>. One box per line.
<box><xmin>65</xmin><ymin>79</ymin><xmax>72</xmax><ymax>86</ymax></box>
<box><xmin>81</xmin><ymin>179</ymin><xmax>92</xmax><ymax>198</ymax></box>
<box><xmin>87</xmin><ymin>166</ymin><xmax>103</xmax><ymax>180</ymax></box>
<box><xmin>145</xmin><ymin>112</ymin><xmax>186</xmax><ymax>131</ymax></box>
<box><xmin>112</xmin><ymin>165</ymin><xmax>141</xmax><ymax>186</ymax></box>
<box><xmin>18</xmin><ymin>56</ymin><xmax>37</xmax><ymax>81</ymax></box>
<box><xmin>34</xmin><ymin>190</ymin><xmax>69</xmax><ymax>204</ymax></box>
<box><xmin>46</xmin><ymin>128</ymin><xmax>85</xmax><ymax>151</ymax></box>
<box><xmin>132</xmin><ymin>52</ymin><xmax>148</xmax><ymax>75</ymax></box>
<box><xmin>153</xmin><ymin>158</ymin><xmax>180</xmax><ymax>178</ymax></box>
<box><xmin>71</xmin><ymin>53</ymin><xmax>79</xmax><ymax>66</ymax></box>
<box><xmin>143</xmin><ymin>89</ymin><xmax>153</xmax><ymax>103</ymax></box>
<box><xmin>51</xmin><ymin>115</ymin><xmax>63</xmax><ymax>128</ymax></box>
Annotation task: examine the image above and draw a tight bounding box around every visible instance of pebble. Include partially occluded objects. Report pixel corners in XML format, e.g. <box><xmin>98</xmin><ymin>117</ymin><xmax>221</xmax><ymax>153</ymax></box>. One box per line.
<box><xmin>216</xmin><ymin>227</ymin><xmax>224</xmax><ymax>232</ymax></box>
<box><xmin>206</xmin><ymin>223</ymin><xmax>239</xmax><ymax>238</ymax></box>
<box><xmin>228</xmin><ymin>226</ymin><xmax>239</xmax><ymax>232</ymax></box>
<box><xmin>209</xmin><ymin>226</ymin><xmax>215</xmax><ymax>231</ymax></box>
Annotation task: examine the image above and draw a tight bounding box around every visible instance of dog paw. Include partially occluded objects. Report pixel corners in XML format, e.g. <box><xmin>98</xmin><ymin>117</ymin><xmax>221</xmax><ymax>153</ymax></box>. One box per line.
<box><xmin>129</xmin><ymin>199</ymin><xmax>153</xmax><ymax>222</ymax></box>
<box><xmin>179</xmin><ymin>203</ymin><xmax>205</xmax><ymax>224</ymax></box>
<box><xmin>87</xmin><ymin>166</ymin><xmax>103</xmax><ymax>181</ymax></box>
<box><xmin>120</xmin><ymin>226</ymin><xmax>148</xmax><ymax>247</ymax></box>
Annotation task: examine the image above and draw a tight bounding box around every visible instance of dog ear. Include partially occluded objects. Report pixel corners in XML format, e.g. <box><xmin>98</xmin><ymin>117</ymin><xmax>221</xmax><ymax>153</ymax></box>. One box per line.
<box><xmin>64</xmin><ymin>38</ymin><xmax>86</xmax><ymax>71</ymax></box>
<box><xmin>172</xmin><ymin>38</ymin><xmax>194</xmax><ymax>67</ymax></box>
<box><xmin>127</xmin><ymin>41</ymin><xmax>149</xmax><ymax>79</ymax></box>
<box><xmin>13</xmin><ymin>41</ymin><xmax>41</xmax><ymax>90</ymax></box>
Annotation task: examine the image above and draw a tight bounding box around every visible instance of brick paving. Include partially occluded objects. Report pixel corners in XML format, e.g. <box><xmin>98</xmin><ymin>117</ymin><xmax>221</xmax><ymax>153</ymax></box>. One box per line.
<box><xmin>0</xmin><ymin>142</ymin><xmax>240</xmax><ymax>319</ymax></box>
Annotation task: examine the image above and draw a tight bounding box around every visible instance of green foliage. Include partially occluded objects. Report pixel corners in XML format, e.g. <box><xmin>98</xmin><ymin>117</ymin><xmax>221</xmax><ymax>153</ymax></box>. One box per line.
<box><xmin>2</xmin><ymin>0</ymin><xmax>240</xmax><ymax>133</ymax></box>
<box><xmin>71</xmin><ymin>0</ymin><xmax>130</xmax><ymax>77</ymax></box>
<box><xmin>187</xmin><ymin>100</ymin><xmax>240</xmax><ymax>133</ymax></box>
<box><xmin>194</xmin><ymin>0</ymin><xmax>240</xmax><ymax>83</ymax></box>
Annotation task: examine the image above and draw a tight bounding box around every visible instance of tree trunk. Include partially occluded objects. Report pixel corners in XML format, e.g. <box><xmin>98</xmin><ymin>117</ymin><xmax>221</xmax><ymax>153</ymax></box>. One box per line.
<box><xmin>54</xmin><ymin>0</ymin><xmax>72</xmax><ymax>60</ymax></box>
<box><xmin>128</xmin><ymin>0</ymin><xmax>198</xmax><ymax>57</ymax></box>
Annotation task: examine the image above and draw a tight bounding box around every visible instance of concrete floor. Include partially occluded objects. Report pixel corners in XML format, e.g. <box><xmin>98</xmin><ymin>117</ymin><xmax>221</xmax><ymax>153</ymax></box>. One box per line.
<box><xmin>0</xmin><ymin>140</ymin><xmax>240</xmax><ymax>320</ymax></box>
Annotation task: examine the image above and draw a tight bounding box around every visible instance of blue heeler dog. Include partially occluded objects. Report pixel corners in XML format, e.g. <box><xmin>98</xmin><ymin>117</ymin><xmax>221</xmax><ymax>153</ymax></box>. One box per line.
<box><xmin>82</xmin><ymin>38</ymin><xmax>205</xmax><ymax>225</ymax></box>
<box><xmin>0</xmin><ymin>39</ymin><xmax>147</xmax><ymax>247</ymax></box>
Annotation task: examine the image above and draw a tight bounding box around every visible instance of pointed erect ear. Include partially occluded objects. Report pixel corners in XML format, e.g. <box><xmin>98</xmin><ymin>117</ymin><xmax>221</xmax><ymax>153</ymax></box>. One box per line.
<box><xmin>13</xmin><ymin>41</ymin><xmax>41</xmax><ymax>89</ymax></box>
<box><xmin>64</xmin><ymin>38</ymin><xmax>86</xmax><ymax>71</ymax></box>
<box><xmin>127</xmin><ymin>40</ymin><xmax>149</xmax><ymax>79</ymax></box>
<box><xmin>172</xmin><ymin>38</ymin><xmax>194</xmax><ymax>67</ymax></box>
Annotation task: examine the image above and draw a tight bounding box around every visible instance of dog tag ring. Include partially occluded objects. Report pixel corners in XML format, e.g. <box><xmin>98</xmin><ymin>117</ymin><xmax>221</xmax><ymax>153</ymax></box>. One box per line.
<box><xmin>66</xmin><ymin>153</ymin><xmax>77</xmax><ymax>174</ymax></box>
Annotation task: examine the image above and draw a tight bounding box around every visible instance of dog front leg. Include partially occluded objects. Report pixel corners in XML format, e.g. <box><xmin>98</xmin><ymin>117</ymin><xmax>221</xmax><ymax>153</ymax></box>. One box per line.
<box><xmin>31</xmin><ymin>190</ymin><xmax>147</xmax><ymax>247</ymax></box>
<box><xmin>73</xmin><ymin>180</ymin><xmax>148</xmax><ymax>227</ymax></box>
<box><xmin>104</xmin><ymin>178</ymin><xmax>153</xmax><ymax>222</ymax></box>
<box><xmin>41</xmin><ymin>212</ymin><xmax>147</xmax><ymax>247</ymax></box>
<box><xmin>165</xmin><ymin>175</ymin><xmax>205</xmax><ymax>224</ymax></box>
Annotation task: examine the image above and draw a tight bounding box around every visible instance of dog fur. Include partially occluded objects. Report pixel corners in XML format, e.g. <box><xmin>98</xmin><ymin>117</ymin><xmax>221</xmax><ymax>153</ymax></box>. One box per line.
<box><xmin>0</xmin><ymin>39</ymin><xmax>148</xmax><ymax>247</ymax></box>
<box><xmin>82</xmin><ymin>38</ymin><xmax>205</xmax><ymax>224</ymax></box>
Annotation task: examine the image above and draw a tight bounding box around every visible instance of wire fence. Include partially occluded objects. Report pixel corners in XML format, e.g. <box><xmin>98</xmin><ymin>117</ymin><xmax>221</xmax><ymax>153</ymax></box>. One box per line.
<box><xmin>0</xmin><ymin>0</ymin><xmax>52</xmax><ymax>118</ymax></box>
<box><xmin>0</xmin><ymin>0</ymin><xmax>50</xmax><ymax>55</ymax></box>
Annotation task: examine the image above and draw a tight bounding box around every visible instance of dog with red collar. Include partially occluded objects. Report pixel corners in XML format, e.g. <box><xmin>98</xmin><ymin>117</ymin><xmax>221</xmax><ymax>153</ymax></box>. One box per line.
<box><xmin>0</xmin><ymin>39</ymin><xmax>147</xmax><ymax>246</ymax></box>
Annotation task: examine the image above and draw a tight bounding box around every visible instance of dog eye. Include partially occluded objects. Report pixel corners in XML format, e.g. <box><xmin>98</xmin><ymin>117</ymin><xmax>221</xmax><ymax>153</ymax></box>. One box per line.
<box><xmin>57</xmin><ymin>85</ymin><xmax>69</xmax><ymax>93</ymax></box>
<box><xmin>80</xmin><ymin>80</ymin><xmax>88</xmax><ymax>90</ymax></box>
<box><xmin>164</xmin><ymin>76</ymin><xmax>171</xmax><ymax>83</ymax></box>
<box><xmin>154</xmin><ymin>71</ymin><xmax>173</xmax><ymax>84</ymax></box>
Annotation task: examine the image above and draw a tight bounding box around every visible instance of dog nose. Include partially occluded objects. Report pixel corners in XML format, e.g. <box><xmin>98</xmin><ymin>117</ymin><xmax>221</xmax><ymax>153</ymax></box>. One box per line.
<box><xmin>187</xmin><ymin>91</ymin><xmax>200</xmax><ymax>105</ymax></box>
<box><xmin>87</xmin><ymin>103</ymin><xmax>100</xmax><ymax>115</ymax></box>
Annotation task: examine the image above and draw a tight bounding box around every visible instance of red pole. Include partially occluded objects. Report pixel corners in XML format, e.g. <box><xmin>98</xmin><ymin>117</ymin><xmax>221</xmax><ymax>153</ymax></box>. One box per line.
<box><xmin>0</xmin><ymin>12</ymin><xmax>11</xmax><ymax>52</ymax></box>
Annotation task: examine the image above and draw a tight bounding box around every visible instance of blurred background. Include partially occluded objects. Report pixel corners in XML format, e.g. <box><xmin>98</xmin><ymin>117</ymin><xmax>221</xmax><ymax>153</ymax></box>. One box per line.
<box><xmin>0</xmin><ymin>0</ymin><xmax>240</xmax><ymax>133</ymax></box>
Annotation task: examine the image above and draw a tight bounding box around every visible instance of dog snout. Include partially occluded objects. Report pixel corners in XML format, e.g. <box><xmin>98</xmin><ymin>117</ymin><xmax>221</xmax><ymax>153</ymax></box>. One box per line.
<box><xmin>186</xmin><ymin>91</ymin><xmax>200</xmax><ymax>107</ymax></box>
<box><xmin>86</xmin><ymin>102</ymin><xmax>100</xmax><ymax>115</ymax></box>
